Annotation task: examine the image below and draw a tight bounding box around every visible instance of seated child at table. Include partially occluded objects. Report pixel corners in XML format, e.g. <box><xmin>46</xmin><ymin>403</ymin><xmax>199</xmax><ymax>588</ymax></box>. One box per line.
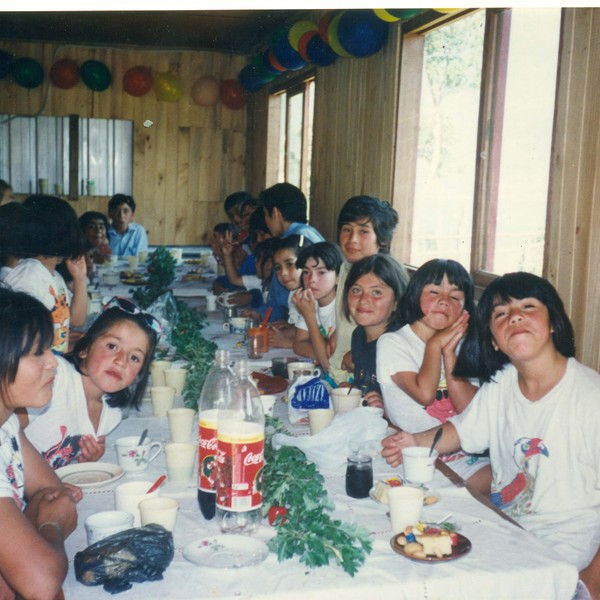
<box><xmin>0</xmin><ymin>201</ymin><xmax>39</xmax><ymax>278</ymax></box>
<box><xmin>328</xmin><ymin>195</ymin><xmax>399</xmax><ymax>386</ymax></box>
<box><xmin>21</xmin><ymin>297</ymin><xmax>160</xmax><ymax>469</ymax></box>
<box><xmin>79</xmin><ymin>210</ymin><xmax>112</xmax><ymax>270</ymax></box>
<box><xmin>224</xmin><ymin>191</ymin><xmax>255</xmax><ymax>244</ymax></box>
<box><xmin>377</xmin><ymin>258</ymin><xmax>491</xmax><ymax>491</ymax></box>
<box><xmin>211</xmin><ymin>222</ymin><xmax>248</xmax><ymax>294</ymax></box>
<box><xmin>2</xmin><ymin>195</ymin><xmax>88</xmax><ymax>354</ymax></box>
<box><xmin>107</xmin><ymin>193</ymin><xmax>148</xmax><ymax>257</ymax></box>
<box><xmin>341</xmin><ymin>254</ymin><xmax>409</xmax><ymax>408</ymax></box>
<box><xmin>0</xmin><ymin>287</ymin><xmax>82</xmax><ymax>599</ymax></box>
<box><xmin>290</xmin><ymin>241</ymin><xmax>343</xmax><ymax>371</ymax></box>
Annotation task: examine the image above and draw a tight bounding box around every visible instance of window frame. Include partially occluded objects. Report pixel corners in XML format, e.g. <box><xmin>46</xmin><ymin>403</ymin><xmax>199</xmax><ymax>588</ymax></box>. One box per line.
<box><xmin>395</xmin><ymin>8</ymin><xmax>559</xmax><ymax>288</ymax></box>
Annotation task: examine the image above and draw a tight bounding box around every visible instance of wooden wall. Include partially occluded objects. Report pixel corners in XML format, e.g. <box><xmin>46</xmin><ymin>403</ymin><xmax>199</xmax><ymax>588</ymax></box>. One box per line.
<box><xmin>0</xmin><ymin>41</ymin><xmax>248</xmax><ymax>245</ymax></box>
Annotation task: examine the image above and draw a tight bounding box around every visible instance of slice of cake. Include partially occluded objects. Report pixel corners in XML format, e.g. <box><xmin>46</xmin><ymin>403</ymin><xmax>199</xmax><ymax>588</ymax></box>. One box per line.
<box><xmin>415</xmin><ymin>532</ymin><xmax>453</xmax><ymax>558</ymax></box>
<box><xmin>372</xmin><ymin>477</ymin><xmax>403</xmax><ymax>503</ymax></box>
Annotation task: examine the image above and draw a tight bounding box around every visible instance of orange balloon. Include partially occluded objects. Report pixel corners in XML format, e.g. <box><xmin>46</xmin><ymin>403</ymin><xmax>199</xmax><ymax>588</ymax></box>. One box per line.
<box><xmin>191</xmin><ymin>75</ymin><xmax>219</xmax><ymax>106</ymax></box>
<box><xmin>122</xmin><ymin>65</ymin><xmax>153</xmax><ymax>97</ymax></box>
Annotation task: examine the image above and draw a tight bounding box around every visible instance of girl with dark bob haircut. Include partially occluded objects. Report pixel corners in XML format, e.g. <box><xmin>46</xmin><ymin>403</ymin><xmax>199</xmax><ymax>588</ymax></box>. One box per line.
<box><xmin>0</xmin><ymin>287</ymin><xmax>81</xmax><ymax>598</ymax></box>
<box><xmin>400</xmin><ymin>258</ymin><xmax>475</xmax><ymax>327</ymax></box>
<box><xmin>23</xmin><ymin>298</ymin><xmax>160</xmax><ymax>469</ymax></box>
<box><xmin>454</xmin><ymin>271</ymin><xmax>576</xmax><ymax>383</ymax></box>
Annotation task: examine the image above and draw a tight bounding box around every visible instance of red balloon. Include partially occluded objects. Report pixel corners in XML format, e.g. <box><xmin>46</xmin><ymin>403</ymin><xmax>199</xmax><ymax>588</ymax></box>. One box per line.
<box><xmin>122</xmin><ymin>65</ymin><xmax>153</xmax><ymax>97</ymax></box>
<box><xmin>50</xmin><ymin>59</ymin><xmax>79</xmax><ymax>89</ymax></box>
<box><xmin>298</xmin><ymin>30</ymin><xmax>319</xmax><ymax>62</ymax></box>
<box><xmin>220</xmin><ymin>79</ymin><xmax>247</xmax><ymax>110</ymax></box>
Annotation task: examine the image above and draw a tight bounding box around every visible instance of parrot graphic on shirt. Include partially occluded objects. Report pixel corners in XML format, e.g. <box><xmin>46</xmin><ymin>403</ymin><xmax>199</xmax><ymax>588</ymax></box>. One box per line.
<box><xmin>490</xmin><ymin>437</ymin><xmax>549</xmax><ymax>516</ymax></box>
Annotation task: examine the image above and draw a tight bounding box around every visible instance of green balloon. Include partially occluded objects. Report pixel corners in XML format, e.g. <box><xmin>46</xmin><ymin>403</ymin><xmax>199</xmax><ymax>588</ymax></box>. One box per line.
<box><xmin>12</xmin><ymin>57</ymin><xmax>43</xmax><ymax>89</ymax></box>
<box><xmin>80</xmin><ymin>60</ymin><xmax>112</xmax><ymax>92</ymax></box>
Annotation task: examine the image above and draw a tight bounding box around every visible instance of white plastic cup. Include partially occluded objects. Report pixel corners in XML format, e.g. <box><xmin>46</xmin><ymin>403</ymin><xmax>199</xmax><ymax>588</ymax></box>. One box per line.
<box><xmin>165</xmin><ymin>442</ymin><xmax>197</xmax><ymax>484</ymax></box>
<box><xmin>206</xmin><ymin>294</ymin><xmax>217</xmax><ymax>311</ymax></box>
<box><xmin>85</xmin><ymin>510</ymin><xmax>133</xmax><ymax>546</ymax></box>
<box><xmin>139</xmin><ymin>496</ymin><xmax>179</xmax><ymax>532</ymax></box>
<box><xmin>167</xmin><ymin>407</ymin><xmax>196</xmax><ymax>442</ymax></box>
<box><xmin>388</xmin><ymin>486</ymin><xmax>425</xmax><ymax>535</ymax></box>
<box><xmin>331</xmin><ymin>388</ymin><xmax>362</xmax><ymax>414</ymax></box>
<box><xmin>150</xmin><ymin>360</ymin><xmax>172</xmax><ymax>386</ymax></box>
<box><xmin>138</xmin><ymin>250</ymin><xmax>149</xmax><ymax>263</ymax></box>
<box><xmin>114</xmin><ymin>481</ymin><xmax>160</xmax><ymax>527</ymax></box>
<box><xmin>164</xmin><ymin>367</ymin><xmax>187</xmax><ymax>396</ymax></box>
<box><xmin>115</xmin><ymin>436</ymin><xmax>162</xmax><ymax>473</ymax></box>
<box><xmin>260</xmin><ymin>395</ymin><xmax>276</xmax><ymax>417</ymax></box>
<box><xmin>169</xmin><ymin>248</ymin><xmax>183</xmax><ymax>263</ymax></box>
<box><xmin>308</xmin><ymin>408</ymin><xmax>335</xmax><ymax>435</ymax></box>
<box><xmin>127</xmin><ymin>255</ymin><xmax>139</xmax><ymax>269</ymax></box>
<box><xmin>403</xmin><ymin>447</ymin><xmax>438</xmax><ymax>484</ymax></box>
<box><xmin>151</xmin><ymin>386</ymin><xmax>176</xmax><ymax>416</ymax></box>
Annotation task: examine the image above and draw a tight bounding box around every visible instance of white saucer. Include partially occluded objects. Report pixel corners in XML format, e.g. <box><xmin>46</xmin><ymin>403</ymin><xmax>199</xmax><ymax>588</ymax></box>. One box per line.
<box><xmin>55</xmin><ymin>462</ymin><xmax>124</xmax><ymax>488</ymax></box>
<box><xmin>183</xmin><ymin>535</ymin><xmax>269</xmax><ymax>568</ymax></box>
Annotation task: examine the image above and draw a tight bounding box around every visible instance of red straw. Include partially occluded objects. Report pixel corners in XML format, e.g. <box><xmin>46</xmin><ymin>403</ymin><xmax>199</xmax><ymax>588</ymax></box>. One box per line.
<box><xmin>261</xmin><ymin>307</ymin><xmax>272</xmax><ymax>329</ymax></box>
<box><xmin>146</xmin><ymin>475</ymin><xmax>166</xmax><ymax>494</ymax></box>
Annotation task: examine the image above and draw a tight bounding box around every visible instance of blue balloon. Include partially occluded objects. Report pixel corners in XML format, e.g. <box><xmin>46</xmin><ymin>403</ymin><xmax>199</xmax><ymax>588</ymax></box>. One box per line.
<box><xmin>272</xmin><ymin>36</ymin><xmax>306</xmax><ymax>71</ymax></box>
<box><xmin>258</xmin><ymin>51</ymin><xmax>282</xmax><ymax>76</ymax></box>
<box><xmin>306</xmin><ymin>36</ymin><xmax>338</xmax><ymax>67</ymax></box>
<box><xmin>337</xmin><ymin>10</ymin><xmax>389</xmax><ymax>58</ymax></box>
<box><xmin>238</xmin><ymin>65</ymin><xmax>264</xmax><ymax>93</ymax></box>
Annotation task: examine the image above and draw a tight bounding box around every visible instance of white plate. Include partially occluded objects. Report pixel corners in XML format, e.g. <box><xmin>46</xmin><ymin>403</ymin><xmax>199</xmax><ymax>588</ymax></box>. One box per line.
<box><xmin>183</xmin><ymin>535</ymin><xmax>269</xmax><ymax>568</ymax></box>
<box><xmin>55</xmin><ymin>462</ymin><xmax>125</xmax><ymax>488</ymax></box>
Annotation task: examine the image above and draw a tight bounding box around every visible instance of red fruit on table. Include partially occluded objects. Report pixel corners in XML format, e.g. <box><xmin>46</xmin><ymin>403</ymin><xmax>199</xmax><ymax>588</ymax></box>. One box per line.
<box><xmin>268</xmin><ymin>506</ymin><xmax>288</xmax><ymax>526</ymax></box>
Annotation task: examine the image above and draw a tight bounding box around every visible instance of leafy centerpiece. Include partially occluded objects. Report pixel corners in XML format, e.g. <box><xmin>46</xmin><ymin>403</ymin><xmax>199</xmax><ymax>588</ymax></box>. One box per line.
<box><xmin>262</xmin><ymin>417</ymin><xmax>372</xmax><ymax>576</ymax></box>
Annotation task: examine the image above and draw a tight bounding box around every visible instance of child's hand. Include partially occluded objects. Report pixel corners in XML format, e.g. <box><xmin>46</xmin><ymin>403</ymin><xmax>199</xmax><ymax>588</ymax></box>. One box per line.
<box><xmin>327</xmin><ymin>332</ymin><xmax>336</xmax><ymax>357</ymax></box>
<box><xmin>341</xmin><ymin>350</ymin><xmax>354</xmax><ymax>373</ymax></box>
<box><xmin>363</xmin><ymin>391</ymin><xmax>384</xmax><ymax>409</ymax></box>
<box><xmin>66</xmin><ymin>255</ymin><xmax>88</xmax><ymax>282</ymax></box>
<box><xmin>381</xmin><ymin>431</ymin><xmax>416</xmax><ymax>467</ymax></box>
<box><xmin>240</xmin><ymin>308</ymin><xmax>260</xmax><ymax>321</ymax></box>
<box><xmin>268</xmin><ymin>322</ymin><xmax>295</xmax><ymax>348</ymax></box>
<box><xmin>431</xmin><ymin>310</ymin><xmax>469</xmax><ymax>353</ymax></box>
<box><xmin>292</xmin><ymin>289</ymin><xmax>317</xmax><ymax>319</ymax></box>
<box><xmin>78</xmin><ymin>434</ymin><xmax>106</xmax><ymax>463</ymax></box>
<box><xmin>229</xmin><ymin>291</ymin><xmax>252</xmax><ymax>306</ymax></box>
<box><xmin>220</xmin><ymin>230</ymin><xmax>235</xmax><ymax>257</ymax></box>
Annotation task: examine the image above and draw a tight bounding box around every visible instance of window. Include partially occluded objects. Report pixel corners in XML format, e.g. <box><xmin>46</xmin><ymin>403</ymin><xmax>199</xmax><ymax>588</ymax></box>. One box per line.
<box><xmin>269</xmin><ymin>77</ymin><xmax>315</xmax><ymax>200</ymax></box>
<box><xmin>407</xmin><ymin>8</ymin><xmax>561</xmax><ymax>280</ymax></box>
<box><xmin>0</xmin><ymin>114</ymin><xmax>133</xmax><ymax>197</ymax></box>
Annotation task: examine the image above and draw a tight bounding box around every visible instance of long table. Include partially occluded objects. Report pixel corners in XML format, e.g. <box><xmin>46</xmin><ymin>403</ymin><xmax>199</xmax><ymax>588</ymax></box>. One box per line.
<box><xmin>60</xmin><ymin>261</ymin><xmax>581</xmax><ymax>599</ymax></box>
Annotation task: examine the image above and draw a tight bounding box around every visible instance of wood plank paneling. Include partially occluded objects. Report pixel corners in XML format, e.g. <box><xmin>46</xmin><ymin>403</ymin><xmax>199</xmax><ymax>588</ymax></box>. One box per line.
<box><xmin>0</xmin><ymin>41</ymin><xmax>247</xmax><ymax>246</ymax></box>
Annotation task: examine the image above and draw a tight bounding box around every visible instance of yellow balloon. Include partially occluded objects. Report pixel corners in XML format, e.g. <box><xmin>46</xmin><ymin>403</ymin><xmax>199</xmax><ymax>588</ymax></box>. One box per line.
<box><xmin>288</xmin><ymin>20</ymin><xmax>319</xmax><ymax>51</ymax></box>
<box><xmin>435</xmin><ymin>8</ymin><xmax>460</xmax><ymax>13</ymax></box>
<box><xmin>328</xmin><ymin>13</ymin><xmax>353</xmax><ymax>58</ymax></box>
<box><xmin>373</xmin><ymin>9</ymin><xmax>402</xmax><ymax>22</ymax></box>
<box><xmin>154</xmin><ymin>72</ymin><xmax>182</xmax><ymax>102</ymax></box>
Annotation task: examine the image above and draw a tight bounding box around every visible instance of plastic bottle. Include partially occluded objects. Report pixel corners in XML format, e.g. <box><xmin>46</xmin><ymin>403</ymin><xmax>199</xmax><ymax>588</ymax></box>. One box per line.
<box><xmin>215</xmin><ymin>360</ymin><xmax>265</xmax><ymax>534</ymax></box>
<box><xmin>197</xmin><ymin>349</ymin><xmax>236</xmax><ymax>520</ymax></box>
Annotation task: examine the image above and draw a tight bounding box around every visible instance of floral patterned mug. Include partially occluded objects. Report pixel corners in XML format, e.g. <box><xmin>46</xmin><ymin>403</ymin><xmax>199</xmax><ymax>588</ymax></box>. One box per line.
<box><xmin>115</xmin><ymin>436</ymin><xmax>162</xmax><ymax>473</ymax></box>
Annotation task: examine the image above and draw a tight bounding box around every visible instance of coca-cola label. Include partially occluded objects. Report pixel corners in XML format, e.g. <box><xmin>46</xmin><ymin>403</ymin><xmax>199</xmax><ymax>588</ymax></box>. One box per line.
<box><xmin>215</xmin><ymin>421</ymin><xmax>264</xmax><ymax>512</ymax></box>
<box><xmin>198</xmin><ymin>415</ymin><xmax>218</xmax><ymax>493</ymax></box>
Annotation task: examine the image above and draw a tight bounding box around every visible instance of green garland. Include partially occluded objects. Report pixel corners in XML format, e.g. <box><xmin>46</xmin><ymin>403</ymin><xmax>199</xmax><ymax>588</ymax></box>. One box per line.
<box><xmin>132</xmin><ymin>247</ymin><xmax>177</xmax><ymax>309</ymax></box>
<box><xmin>262</xmin><ymin>416</ymin><xmax>372</xmax><ymax>576</ymax></box>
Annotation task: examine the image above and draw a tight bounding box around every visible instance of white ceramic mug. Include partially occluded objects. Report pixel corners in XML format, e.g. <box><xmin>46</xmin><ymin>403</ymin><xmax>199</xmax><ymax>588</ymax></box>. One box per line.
<box><xmin>217</xmin><ymin>291</ymin><xmax>235</xmax><ymax>307</ymax></box>
<box><xmin>151</xmin><ymin>386</ymin><xmax>176</xmax><ymax>416</ymax></box>
<box><xmin>85</xmin><ymin>510</ymin><xmax>133</xmax><ymax>546</ymax></box>
<box><xmin>115</xmin><ymin>436</ymin><xmax>162</xmax><ymax>473</ymax></box>
<box><xmin>223</xmin><ymin>317</ymin><xmax>248</xmax><ymax>335</ymax></box>
<box><xmin>167</xmin><ymin>407</ymin><xmax>196</xmax><ymax>442</ymax></box>
<box><xmin>287</xmin><ymin>361</ymin><xmax>320</xmax><ymax>381</ymax></box>
<box><xmin>114</xmin><ymin>481</ymin><xmax>160</xmax><ymax>527</ymax></box>
<box><xmin>139</xmin><ymin>496</ymin><xmax>179</xmax><ymax>532</ymax></box>
<box><xmin>165</xmin><ymin>442</ymin><xmax>197</xmax><ymax>484</ymax></box>
<box><xmin>403</xmin><ymin>447</ymin><xmax>438</xmax><ymax>484</ymax></box>
<box><xmin>330</xmin><ymin>388</ymin><xmax>362</xmax><ymax>414</ymax></box>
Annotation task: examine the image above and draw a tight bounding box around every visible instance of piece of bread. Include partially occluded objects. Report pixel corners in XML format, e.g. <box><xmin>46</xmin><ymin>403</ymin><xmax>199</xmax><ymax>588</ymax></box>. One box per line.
<box><xmin>372</xmin><ymin>477</ymin><xmax>402</xmax><ymax>503</ymax></box>
<box><xmin>415</xmin><ymin>532</ymin><xmax>452</xmax><ymax>558</ymax></box>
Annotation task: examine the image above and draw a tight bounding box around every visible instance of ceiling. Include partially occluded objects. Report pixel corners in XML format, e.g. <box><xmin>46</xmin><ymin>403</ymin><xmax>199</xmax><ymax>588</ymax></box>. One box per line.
<box><xmin>0</xmin><ymin>10</ymin><xmax>309</xmax><ymax>55</ymax></box>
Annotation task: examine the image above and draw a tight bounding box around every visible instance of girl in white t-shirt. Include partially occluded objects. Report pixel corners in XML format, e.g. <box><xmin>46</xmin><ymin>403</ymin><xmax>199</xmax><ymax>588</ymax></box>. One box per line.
<box><xmin>290</xmin><ymin>242</ymin><xmax>344</xmax><ymax>371</ymax></box>
<box><xmin>23</xmin><ymin>297</ymin><xmax>160</xmax><ymax>469</ymax></box>
<box><xmin>377</xmin><ymin>258</ymin><xmax>491</xmax><ymax>491</ymax></box>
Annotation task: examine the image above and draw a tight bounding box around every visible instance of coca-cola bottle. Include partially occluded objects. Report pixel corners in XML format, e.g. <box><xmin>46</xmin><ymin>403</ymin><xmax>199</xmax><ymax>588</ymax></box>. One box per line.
<box><xmin>215</xmin><ymin>360</ymin><xmax>265</xmax><ymax>534</ymax></box>
<box><xmin>197</xmin><ymin>349</ymin><xmax>236</xmax><ymax>520</ymax></box>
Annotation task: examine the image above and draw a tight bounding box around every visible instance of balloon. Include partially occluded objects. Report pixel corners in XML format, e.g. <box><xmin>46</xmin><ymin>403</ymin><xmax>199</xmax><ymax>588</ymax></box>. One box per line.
<box><xmin>80</xmin><ymin>60</ymin><xmax>111</xmax><ymax>91</ymax></box>
<box><xmin>306</xmin><ymin>35</ymin><xmax>338</xmax><ymax>67</ymax></box>
<box><xmin>250</xmin><ymin>55</ymin><xmax>278</xmax><ymax>83</ymax></box>
<box><xmin>0</xmin><ymin>50</ymin><xmax>14</xmax><ymax>80</ymax></box>
<box><xmin>337</xmin><ymin>10</ymin><xmax>389</xmax><ymax>58</ymax></box>
<box><xmin>435</xmin><ymin>8</ymin><xmax>460</xmax><ymax>13</ymax></box>
<box><xmin>191</xmin><ymin>75</ymin><xmax>219</xmax><ymax>106</ymax></box>
<box><xmin>154</xmin><ymin>72</ymin><xmax>182</xmax><ymax>102</ymax></box>
<box><xmin>267</xmin><ymin>51</ymin><xmax>287</xmax><ymax>72</ymax></box>
<box><xmin>220</xmin><ymin>79</ymin><xmax>247</xmax><ymax>110</ymax></box>
<box><xmin>373</xmin><ymin>8</ymin><xmax>423</xmax><ymax>21</ymax></box>
<box><xmin>123</xmin><ymin>65</ymin><xmax>153</xmax><ymax>97</ymax></box>
<box><xmin>298</xmin><ymin>30</ymin><xmax>319</xmax><ymax>62</ymax></box>
<box><xmin>12</xmin><ymin>57</ymin><xmax>43</xmax><ymax>89</ymax></box>
<box><xmin>238</xmin><ymin>65</ymin><xmax>264</xmax><ymax>93</ymax></box>
<box><xmin>50</xmin><ymin>59</ymin><xmax>79</xmax><ymax>89</ymax></box>
<box><xmin>373</xmin><ymin>9</ymin><xmax>402</xmax><ymax>22</ymax></box>
<box><xmin>272</xmin><ymin>35</ymin><xmax>306</xmax><ymax>71</ymax></box>
<box><xmin>327</xmin><ymin>13</ymin><xmax>353</xmax><ymax>58</ymax></box>
<box><xmin>288</xmin><ymin>20</ymin><xmax>318</xmax><ymax>51</ymax></box>
<box><xmin>318</xmin><ymin>13</ymin><xmax>332</xmax><ymax>44</ymax></box>
<box><xmin>255</xmin><ymin>51</ymin><xmax>281</xmax><ymax>76</ymax></box>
